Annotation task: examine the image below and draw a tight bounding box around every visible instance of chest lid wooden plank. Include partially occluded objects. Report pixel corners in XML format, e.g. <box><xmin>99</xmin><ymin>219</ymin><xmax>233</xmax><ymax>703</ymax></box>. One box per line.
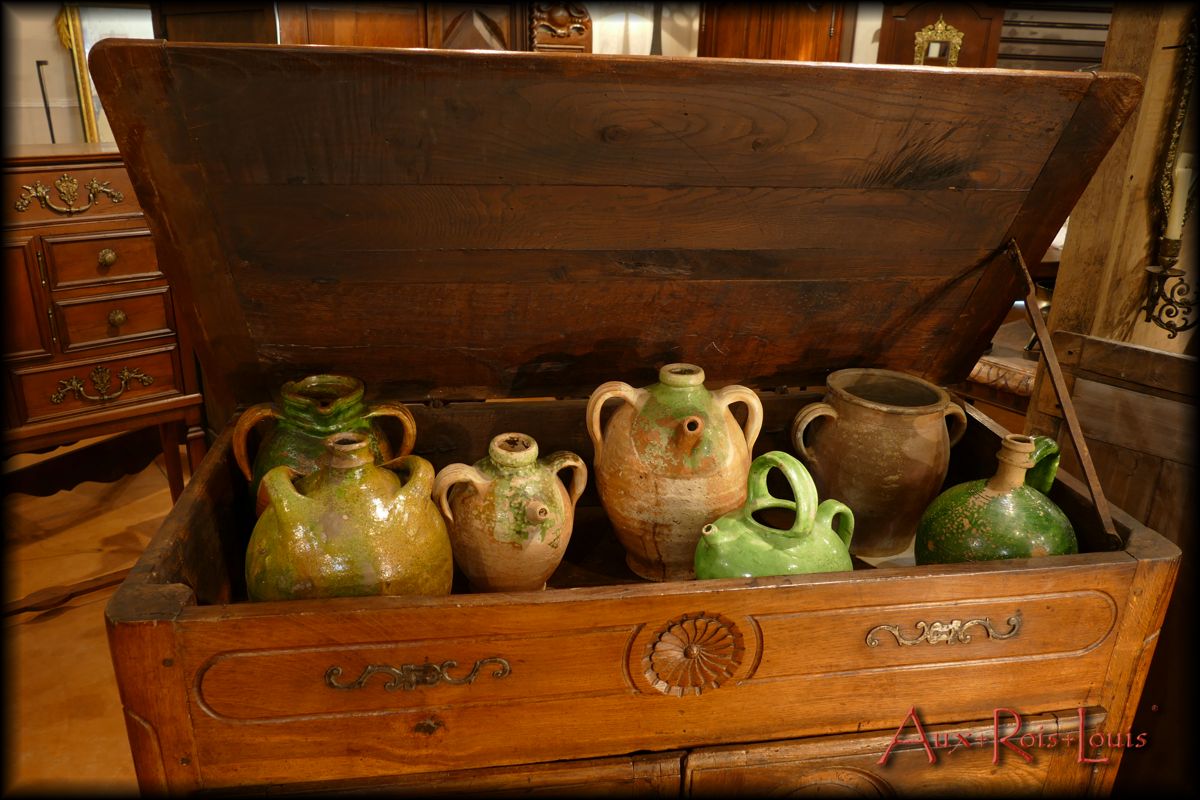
<box><xmin>88</xmin><ymin>40</ymin><xmax>1139</xmax><ymax>418</ymax></box>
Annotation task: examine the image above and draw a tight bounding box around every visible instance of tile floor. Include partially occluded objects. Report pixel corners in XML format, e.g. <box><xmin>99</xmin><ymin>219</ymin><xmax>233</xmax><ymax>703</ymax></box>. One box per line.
<box><xmin>4</xmin><ymin>439</ymin><xmax>177</xmax><ymax>796</ymax></box>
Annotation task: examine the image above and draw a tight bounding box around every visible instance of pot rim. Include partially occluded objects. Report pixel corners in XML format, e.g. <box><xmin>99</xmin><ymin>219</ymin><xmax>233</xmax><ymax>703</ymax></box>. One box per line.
<box><xmin>824</xmin><ymin>368</ymin><xmax>952</xmax><ymax>415</ymax></box>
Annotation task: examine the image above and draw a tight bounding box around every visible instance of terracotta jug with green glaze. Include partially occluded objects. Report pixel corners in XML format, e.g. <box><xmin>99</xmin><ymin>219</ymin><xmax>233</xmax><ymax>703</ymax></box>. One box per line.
<box><xmin>915</xmin><ymin>434</ymin><xmax>1077</xmax><ymax>565</ymax></box>
<box><xmin>233</xmin><ymin>374</ymin><xmax>417</xmax><ymax>516</ymax></box>
<box><xmin>695</xmin><ymin>450</ymin><xmax>854</xmax><ymax>580</ymax></box>
<box><xmin>587</xmin><ymin>363</ymin><xmax>763</xmax><ymax>581</ymax></box>
<box><xmin>433</xmin><ymin>432</ymin><xmax>587</xmax><ymax>593</ymax></box>
<box><xmin>246</xmin><ymin>431</ymin><xmax>453</xmax><ymax>601</ymax></box>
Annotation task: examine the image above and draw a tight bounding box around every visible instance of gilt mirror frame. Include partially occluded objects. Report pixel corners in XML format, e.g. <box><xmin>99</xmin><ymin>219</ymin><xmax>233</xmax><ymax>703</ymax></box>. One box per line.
<box><xmin>54</xmin><ymin>2</ymin><xmax>153</xmax><ymax>143</ymax></box>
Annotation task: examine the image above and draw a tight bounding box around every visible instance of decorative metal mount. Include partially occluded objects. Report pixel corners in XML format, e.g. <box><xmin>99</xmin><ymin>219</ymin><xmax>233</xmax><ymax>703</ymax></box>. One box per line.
<box><xmin>913</xmin><ymin>14</ymin><xmax>964</xmax><ymax>67</ymax></box>
<box><xmin>865</xmin><ymin>613</ymin><xmax>1022</xmax><ymax>647</ymax></box>
<box><xmin>325</xmin><ymin>657</ymin><xmax>511</xmax><ymax>692</ymax></box>
<box><xmin>14</xmin><ymin>173</ymin><xmax>124</xmax><ymax>215</ymax></box>
<box><xmin>1144</xmin><ymin>14</ymin><xmax>1196</xmax><ymax>337</ymax></box>
<box><xmin>49</xmin><ymin>365</ymin><xmax>154</xmax><ymax>404</ymax></box>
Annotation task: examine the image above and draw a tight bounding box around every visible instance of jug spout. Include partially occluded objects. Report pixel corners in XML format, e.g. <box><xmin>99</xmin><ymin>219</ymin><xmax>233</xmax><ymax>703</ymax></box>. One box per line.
<box><xmin>672</xmin><ymin>415</ymin><xmax>705</xmax><ymax>456</ymax></box>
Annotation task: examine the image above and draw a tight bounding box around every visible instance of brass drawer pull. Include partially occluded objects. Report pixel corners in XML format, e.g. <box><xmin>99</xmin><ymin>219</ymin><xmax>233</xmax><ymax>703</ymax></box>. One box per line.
<box><xmin>866</xmin><ymin>612</ymin><xmax>1021</xmax><ymax>647</ymax></box>
<box><xmin>98</xmin><ymin>248</ymin><xmax>118</xmax><ymax>267</ymax></box>
<box><xmin>49</xmin><ymin>365</ymin><xmax>154</xmax><ymax>404</ymax></box>
<box><xmin>325</xmin><ymin>657</ymin><xmax>511</xmax><ymax>692</ymax></box>
<box><xmin>13</xmin><ymin>173</ymin><xmax>124</xmax><ymax>215</ymax></box>
<box><xmin>107</xmin><ymin>308</ymin><xmax>128</xmax><ymax>327</ymax></box>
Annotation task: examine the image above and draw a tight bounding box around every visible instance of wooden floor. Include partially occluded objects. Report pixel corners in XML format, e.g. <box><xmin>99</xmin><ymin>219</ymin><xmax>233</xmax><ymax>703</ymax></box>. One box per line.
<box><xmin>3</xmin><ymin>435</ymin><xmax>179</xmax><ymax>796</ymax></box>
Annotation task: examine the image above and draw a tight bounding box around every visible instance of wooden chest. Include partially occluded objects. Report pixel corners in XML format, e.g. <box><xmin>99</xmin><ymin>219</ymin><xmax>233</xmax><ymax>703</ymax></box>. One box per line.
<box><xmin>90</xmin><ymin>40</ymin><xmax>1179</xmax><ymax>795</ymax></box>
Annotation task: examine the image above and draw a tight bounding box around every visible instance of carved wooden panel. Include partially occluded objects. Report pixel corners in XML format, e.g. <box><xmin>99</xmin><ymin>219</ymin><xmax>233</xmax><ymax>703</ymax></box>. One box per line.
<box><xmin>531</xmin><ymin>3</ymin><xmax>592</xmax><ymax>53</ymax></box>
<box><xmin>428</xmin><ymin>3</ymin><xmax>524</xmax><ymax>50</ymax></box>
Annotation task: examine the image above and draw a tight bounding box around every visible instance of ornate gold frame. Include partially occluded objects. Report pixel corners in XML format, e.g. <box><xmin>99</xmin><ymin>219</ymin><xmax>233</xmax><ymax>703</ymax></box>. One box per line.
<box><xmin>55</xmin><ymin>4</ymin><xmax>101</xmax><ymax>142</ymax></box>
<box><xmin>913</xmin><ymin>14</ymin><xmax>964</xmax><ymax>67</ymax></box>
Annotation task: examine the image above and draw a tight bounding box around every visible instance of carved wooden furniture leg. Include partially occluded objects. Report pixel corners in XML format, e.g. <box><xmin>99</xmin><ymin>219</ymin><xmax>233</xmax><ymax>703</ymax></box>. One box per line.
<box><xmin>159</xmin><ymin>421</ymin><xmax>184</xmax><ymax>502</ymax></box>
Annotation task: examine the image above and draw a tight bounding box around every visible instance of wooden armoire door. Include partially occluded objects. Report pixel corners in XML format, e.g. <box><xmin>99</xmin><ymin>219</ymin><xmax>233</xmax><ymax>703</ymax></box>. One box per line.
<box><xmin>276</xmin><ymin>3</ymin><xmax>526</xmax><ymax>49</ymax></box>
<box><xmin>877</xmin><ymin>2</ymin><xmax>1003</xmax><ymax>68</ymax></box>
<box><xmin>698</xmin><ymin>2</ymin><xmax>844</xmax><ymax>61</ymax></box>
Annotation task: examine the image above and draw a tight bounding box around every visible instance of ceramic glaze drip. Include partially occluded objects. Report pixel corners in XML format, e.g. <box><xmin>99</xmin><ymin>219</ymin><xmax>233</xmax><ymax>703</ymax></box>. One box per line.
<box><xmin>233</xmin><ymin>374</ymin><xmax>417</xmax><ymax>516</ymax></box>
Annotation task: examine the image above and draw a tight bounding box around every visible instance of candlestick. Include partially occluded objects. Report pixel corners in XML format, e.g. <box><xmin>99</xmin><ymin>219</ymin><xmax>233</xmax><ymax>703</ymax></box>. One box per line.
<box><xmin>1165</xmin><ymin>151</ymin><xmax>1193</xmax><ymax>240</ymax></box>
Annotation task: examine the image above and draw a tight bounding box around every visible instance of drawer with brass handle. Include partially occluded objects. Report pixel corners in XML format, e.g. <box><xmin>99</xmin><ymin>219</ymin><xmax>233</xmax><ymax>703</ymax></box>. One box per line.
<box><xmin>11</xmin><ymin>344</ymin><xmax>182</xmax><ymax>425</ymax></box>
<box><xmin>42</xmin><ymin>228</ymin><xmax>160</xmax><ymax>288</ymax></box>
<box><xmin>53</xmin><ymin>286</ymin><xmax>174</xmax><ymax>352</ymax></box>
<box><xmin>5</xmin><ymin>164</ymin><xmax>143</xmax><ymax>226</ymax></box>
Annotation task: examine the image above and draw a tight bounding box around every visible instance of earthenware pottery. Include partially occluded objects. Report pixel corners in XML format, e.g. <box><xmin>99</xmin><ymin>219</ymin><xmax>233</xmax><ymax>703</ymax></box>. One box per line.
<box><xmin>433</xmin><ymin>433</ymin><xmax>587</xmax><ymax>592</ymax></box>
<box><xmin>695</xmin><ymin>450</ymin><xmax>854</xmax><ymax>580</ymax></box>
<box><xmin>246</xmin><ymin>431</ymin><xmax>453</xmax><ymax>601</ymax></box>
<box><xmin>587</xmin><ymin>363</ymin><xmax>763</xmax><ymax>581</ymax></box>
<box><xmin>914</xmin><ymin>434</ymin><xmax>1077</xmax><ymax>565</ymax></box>
<box><xmin>791</xmin><ymin>368</ymin><xmax>967</xmax><ymax>557</ymax></box>
<box><xmin>233</xmin><ymin>374</ymin><xmax>416</xmax><ymax>515</ymax></box>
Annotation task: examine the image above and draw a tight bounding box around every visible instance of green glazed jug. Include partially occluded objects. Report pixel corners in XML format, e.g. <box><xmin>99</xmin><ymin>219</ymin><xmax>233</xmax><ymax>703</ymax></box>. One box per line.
<box><xmin>694</xmin><ymin>450</ymin><xmax>854</xmax><ymax>580</ymax></box>
<box><xmin>915</xmin><ymin>434</ymin><xmax>1077</xmax><ymax>565</ymax></box>
<box><xmin>233</xmin><ymin>374</ymin><xmax>417</xmax><ymax>516</ymax></box>
<box><xmin>246</xmin><ymin>431</ymin><xmax>453</xmax><ymax>601</ymax></box>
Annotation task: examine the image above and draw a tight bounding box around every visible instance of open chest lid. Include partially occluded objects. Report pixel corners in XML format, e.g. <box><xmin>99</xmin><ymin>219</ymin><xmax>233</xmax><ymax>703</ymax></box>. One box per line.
<box><xmin>89</xmin><ymin>41</ymin><xmax>1139</xmax><ymax>422</ymax></box>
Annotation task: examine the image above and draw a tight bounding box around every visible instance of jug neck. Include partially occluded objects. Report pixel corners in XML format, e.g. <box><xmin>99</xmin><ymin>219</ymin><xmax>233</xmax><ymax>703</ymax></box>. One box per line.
<box><xmin>488</xmin><ymin>432</ymin><xmax>539</xmax><ymax>471</ymax></box>
<box><xmin>987</xmin><ymin>435</ymin><xmax>1036</xmax><ymax>493</ymax></box>
<box><xmin>280</xmin><ymin>374</ymin><xmax>367</xmax><ymax>432</ymax></box>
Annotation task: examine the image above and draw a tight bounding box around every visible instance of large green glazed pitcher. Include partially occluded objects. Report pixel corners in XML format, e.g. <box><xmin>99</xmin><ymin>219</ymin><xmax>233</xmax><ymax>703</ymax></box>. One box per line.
<box><xmin>587</xmin><ymin>363</ymin><xmax>762</xmax><ymax>582</ymax></box>
<box><xmin>695</xmin><ymin>450</ymin><xmax>854</xmax><ymax>579</ymax></box>
<box><xmin>915</xmin><ymin>434</ymin><xmax>1077</xmax><ymax>565</ymax></box>
<box><xmin>233</xmin><ymin>374</ymin><xmax>416</xmax><ymax>515</ymax></box>
<box><xmin>246</xmin><ymin>431</ymin><xmax>453</xmax><ymax>601</ymax></box>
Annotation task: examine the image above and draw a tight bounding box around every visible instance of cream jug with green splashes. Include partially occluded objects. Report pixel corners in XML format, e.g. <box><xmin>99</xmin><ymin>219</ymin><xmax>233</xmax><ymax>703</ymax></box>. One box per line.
<box><xmin>586</xmin><ymin>363</ymin><xmax>763</xmax><ymax>581</ymax></box>
<box><xmin>433</xmin><ymin>432</ymin><xmax>587</xmax><ymax>592</ymax></box>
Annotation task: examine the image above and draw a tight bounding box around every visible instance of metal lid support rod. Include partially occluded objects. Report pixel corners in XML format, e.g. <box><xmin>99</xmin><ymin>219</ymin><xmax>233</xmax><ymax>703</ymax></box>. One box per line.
<box><xmin>1007</xmin><ymin>239</ymin><xmax>1122</xmax><ymax>549</ymax></box>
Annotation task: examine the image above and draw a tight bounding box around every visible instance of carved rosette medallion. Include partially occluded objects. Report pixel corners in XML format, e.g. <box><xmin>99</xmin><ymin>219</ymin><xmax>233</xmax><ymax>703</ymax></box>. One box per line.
<box><xmin>642</xmin><ymin>612</ymin><xmax>743</xmax><ymax>696</ymax></box>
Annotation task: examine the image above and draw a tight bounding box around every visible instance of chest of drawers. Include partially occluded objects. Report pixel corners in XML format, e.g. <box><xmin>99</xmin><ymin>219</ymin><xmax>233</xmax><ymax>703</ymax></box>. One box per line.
<box><xmin>4</xmin><ymin>145</ymin><xmax>206</xmax><ymax>499</ymax></box>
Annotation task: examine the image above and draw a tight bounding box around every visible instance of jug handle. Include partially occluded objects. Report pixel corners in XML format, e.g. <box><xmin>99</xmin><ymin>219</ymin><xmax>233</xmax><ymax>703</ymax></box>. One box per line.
<box><xmin>545</xmin><ymin>451</ymin><xmax>588</xmax><ymax>508</ymax></box>
<box><xmin>432</xmin><ymin>463</ymin><xmax>493</xmax><ymax>524</ymax></box>
<box><xmin>712</xmin><ymin>384</ymin><xmax>763</xmax><ymax>452</ymax></box>
<box><xmin>386</xmin><ymin>454</ymin><xmax>437</xmax><ymax>498</ymax></box>
<box><xmin>586</xmin><ymin>381</ymin><xmax>646</xmax><ymax>461</ymax></box>
<box><xmin>257</xmin><ymin>465</ymin><xmax>307</xmax><ymax>522</ymax></box>
<box><xmin>744</xmin><ymin>450</ymin><xmax>819</xmax><ymax>535</ymax></box>
<box><xmin>1024</xmin><ymin>435</ymin><xmax>1062</xmax><ymax>495</ymax></box>
<box><xmin>790</xmin><ymin>402</ymin><xmax>837</xmax><ymax>465</ymax></box>
<box><xmin>945</xmin><ymin>401</ymin><xmax>968</xmax><ymax>447</ymax></box>
<box><xmin>815</xmin><ymin>499</ymin><xmax>855</xmax><ymax>551</ymax></box>
<box><xmin>365</xmin><ymin>401</ymin><xmax>418</xmax><ymax>461</ymax></box>
<box><xmin>233</xmin><ymin>403</ymin><xmax>281</xmax><ymax>482</ymax></box>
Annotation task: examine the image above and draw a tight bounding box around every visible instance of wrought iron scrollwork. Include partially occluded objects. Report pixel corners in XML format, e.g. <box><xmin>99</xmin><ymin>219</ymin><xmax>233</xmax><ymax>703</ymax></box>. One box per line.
<box><xmin>325</xmin><ymin>657</ymin><xmax>511</xmax><ymax>692</ymax></box>
<box><xmin>865</xmin><ymin>612</ymin><xmax>1022</xmax><ymax>647</ymax></box>
<box><xmin>49</xmin><ymin>365</ymin><xmax>154</xmax><ymax>404</ymax></box>
<box><xmin>1145</xmin><ymin>13</ymin><xmax>1196</xmax><ymax>337</ymax></box>
<box><xmin>14</xmin><ymin>173</ymin><xmax>124</xmax><ymax>215</ymax></box>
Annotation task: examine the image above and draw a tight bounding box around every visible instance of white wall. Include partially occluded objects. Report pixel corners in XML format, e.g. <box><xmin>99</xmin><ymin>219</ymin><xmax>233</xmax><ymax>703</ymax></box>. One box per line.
<box><xmin>4</xmin><ymin>2</ymin><xmax>87</xmax><ymax>146</ymax></box>
<box><xmin>592</xmin><ymin>2</ymin><xmax>700</xmax><ymax>57</ymax></box>
<box><xmin>850</xmin><ymin>2</ymin><xmax>883</xmax><ymax>64</ymax></box>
